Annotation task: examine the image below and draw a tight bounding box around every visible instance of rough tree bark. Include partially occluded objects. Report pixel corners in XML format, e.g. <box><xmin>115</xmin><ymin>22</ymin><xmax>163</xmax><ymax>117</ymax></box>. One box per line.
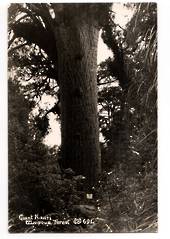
<box><xmin>53</xmin><ymin>4</ymin><xmax>103</xmax><ymax>188</ymax></box>
<box><xmin>9</xmin><ymin>3</ymin><xmax>112</xmax><ymax>189</ymax></box>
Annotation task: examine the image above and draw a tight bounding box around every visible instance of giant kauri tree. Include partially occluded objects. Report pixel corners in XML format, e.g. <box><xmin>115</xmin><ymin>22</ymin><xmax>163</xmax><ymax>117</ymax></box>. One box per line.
<box><xmin>8</xmin><ymin>3</ymin><xmax>112</xmax><ymax>188</ymax></box>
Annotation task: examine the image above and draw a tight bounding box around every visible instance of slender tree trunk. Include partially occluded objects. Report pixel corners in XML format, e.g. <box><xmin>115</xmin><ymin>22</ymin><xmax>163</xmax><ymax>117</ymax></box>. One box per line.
<box><xmin>54</xmin><ymin>11</ymin><xmax>101</xmax><ymax>188</ymax></box>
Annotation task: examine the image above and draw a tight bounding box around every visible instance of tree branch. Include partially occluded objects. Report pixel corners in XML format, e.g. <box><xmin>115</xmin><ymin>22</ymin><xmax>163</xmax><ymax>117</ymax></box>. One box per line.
<box><xmin>97</xmin><ymin>79</ymin><xmax>117</xmax><ymax>86</ymax></box>
<box><xmin>11</xmin><ymin>22</ymin><xmax>57</xmax><ymax>62</ymax></box>
<box><xmin>8</xmin><ymin>42</ymin><xmax>28</xmax><ymax>55</ymax></box>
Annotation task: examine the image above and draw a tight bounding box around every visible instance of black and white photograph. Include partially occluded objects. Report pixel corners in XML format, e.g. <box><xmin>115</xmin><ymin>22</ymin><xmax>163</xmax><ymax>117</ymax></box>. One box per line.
<box><xmin>7</xmin><ymin>2</ymin><xmax>158</xmax><ymax>233</ymax></box>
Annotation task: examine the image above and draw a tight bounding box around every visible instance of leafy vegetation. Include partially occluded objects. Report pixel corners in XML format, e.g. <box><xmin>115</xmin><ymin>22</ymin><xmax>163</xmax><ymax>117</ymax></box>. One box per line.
<box><xmin>8</xmin><ymin>3</ymin><xmax>157</xmax><ymax>233</ymax></box>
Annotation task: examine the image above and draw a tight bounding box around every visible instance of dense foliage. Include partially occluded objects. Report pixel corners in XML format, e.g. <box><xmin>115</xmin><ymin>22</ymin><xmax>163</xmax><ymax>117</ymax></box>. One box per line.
<box><xmin>8</xmin><ymin>79</ymin><xmax>88</xmax><ymax>232</ymax></box>
<box><xmin>97</xmin><ymin>2</ymin><xmax>157</xmax><ymax>232</ymax></box>
<box><xmin>8</xmin><ymin>3</ymin><xmax>157</xmax><ymax>233</ymax></box>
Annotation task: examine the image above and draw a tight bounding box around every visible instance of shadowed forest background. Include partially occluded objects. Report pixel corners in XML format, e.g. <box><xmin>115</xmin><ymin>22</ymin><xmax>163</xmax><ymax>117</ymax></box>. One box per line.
<box><xmin>8</xmin><ymin>3</ymin><xmax>157</xmax><ymax>233</ymax></box>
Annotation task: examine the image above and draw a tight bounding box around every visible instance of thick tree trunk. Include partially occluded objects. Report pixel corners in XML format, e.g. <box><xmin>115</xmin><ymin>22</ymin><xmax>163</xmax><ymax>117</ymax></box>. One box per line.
<box><xmin>54</xmin><ymin>12</ymin><xmax>101</xmax><ymax>188</ymax></box>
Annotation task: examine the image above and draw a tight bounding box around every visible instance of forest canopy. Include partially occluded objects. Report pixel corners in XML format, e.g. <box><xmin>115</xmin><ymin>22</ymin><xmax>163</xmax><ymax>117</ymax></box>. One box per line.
<box><xmin>8</xmin><ymin>3</ymin><xmax>157</xmax><ymax>233</ymax></box>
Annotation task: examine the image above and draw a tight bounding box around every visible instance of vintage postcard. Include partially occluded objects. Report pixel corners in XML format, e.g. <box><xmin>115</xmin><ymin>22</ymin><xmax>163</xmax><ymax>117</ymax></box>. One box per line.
<box><xmin>7</xmin><ymin>2</ymin><xmax>157</xmax><ymax>233</ymax></box>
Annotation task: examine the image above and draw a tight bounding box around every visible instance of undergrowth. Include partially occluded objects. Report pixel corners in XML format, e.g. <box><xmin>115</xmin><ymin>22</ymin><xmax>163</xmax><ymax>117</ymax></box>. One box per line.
<box><xmin>9</xmin><ymin>160</ymin><xmax>157</xmax><ymax>233</ymax></box>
